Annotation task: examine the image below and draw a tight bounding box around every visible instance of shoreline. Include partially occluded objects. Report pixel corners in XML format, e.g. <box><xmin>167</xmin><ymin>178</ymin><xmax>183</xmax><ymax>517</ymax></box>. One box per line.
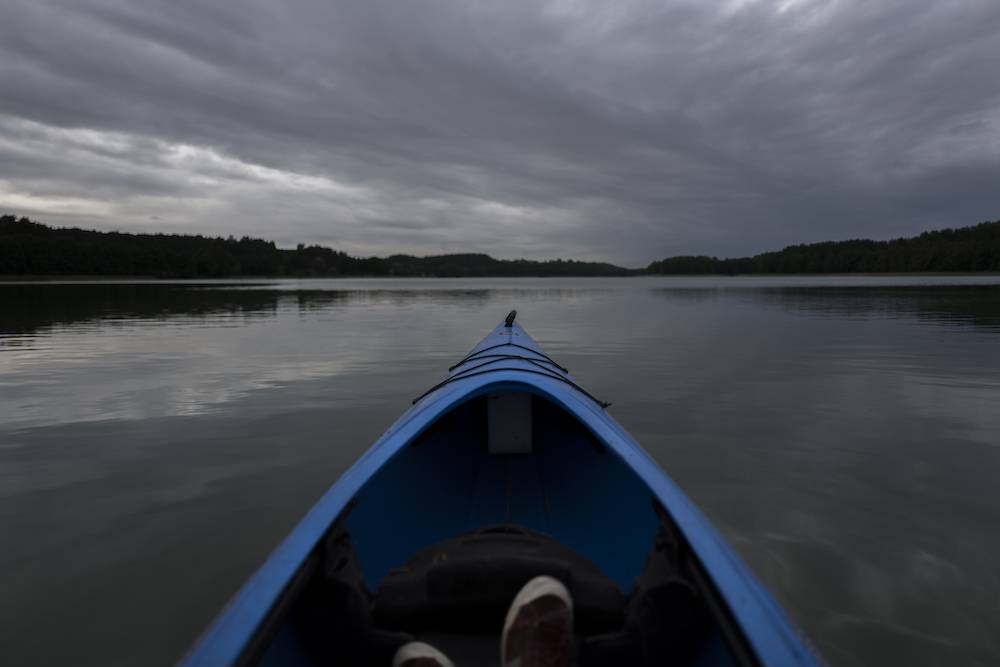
<box><xmin>3</xmin><ymin>271</ymin><xmax>1000</xmax><ymax>283</ymax></box>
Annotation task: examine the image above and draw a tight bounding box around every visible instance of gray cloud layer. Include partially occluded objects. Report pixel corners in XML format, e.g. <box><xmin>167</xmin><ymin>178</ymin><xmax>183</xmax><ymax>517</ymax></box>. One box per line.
<box><xmin>1</xmin><ymin>0</ymin><xmax>999</xmax><ymax>264</ymax></box>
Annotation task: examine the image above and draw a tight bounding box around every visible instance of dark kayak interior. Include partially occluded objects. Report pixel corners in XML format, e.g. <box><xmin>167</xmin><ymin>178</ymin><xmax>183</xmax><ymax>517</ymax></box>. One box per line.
<box><xmin>244</xmin><ymin>392</ymin><xmax>760</xmax><ymax>666</ymax></box>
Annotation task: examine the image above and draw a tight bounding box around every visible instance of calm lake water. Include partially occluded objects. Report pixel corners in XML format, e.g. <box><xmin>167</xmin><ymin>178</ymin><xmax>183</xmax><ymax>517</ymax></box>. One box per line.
<box><xmin>2</xmin><ymin>276</ymin><xmax>1000</xmax><ymax>666</ymax></box>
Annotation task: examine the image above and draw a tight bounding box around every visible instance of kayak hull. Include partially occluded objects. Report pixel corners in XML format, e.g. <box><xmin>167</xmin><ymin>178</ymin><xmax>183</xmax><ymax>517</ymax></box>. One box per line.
<box><xmin>183</xmin><ymin>320</ymin><xmax>820</xmax><ymax>666</ymax></box>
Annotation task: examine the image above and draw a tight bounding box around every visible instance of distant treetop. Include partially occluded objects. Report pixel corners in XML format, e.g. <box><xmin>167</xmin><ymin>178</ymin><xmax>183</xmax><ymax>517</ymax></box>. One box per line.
<box><xmin>0</xmin><ymin>215</ymin><xmax>633</xmax><ymax>277</ymax></box>
<box><xmin>646</xmin><ymin>221</ymin><xmax>1000</xmax><ymax>274</ymax></box>
<box><xmin>2</xmin><ymin>214</ymin><xmax>998</xmax><ymax>277</ymax></box>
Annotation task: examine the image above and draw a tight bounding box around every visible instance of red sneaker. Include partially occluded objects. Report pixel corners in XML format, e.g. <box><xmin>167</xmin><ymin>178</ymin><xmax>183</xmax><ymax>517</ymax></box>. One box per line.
<box><xmin>501</xmin><ymin>576</ymin><xmax>574</xmax><ymax>667</ymax></box>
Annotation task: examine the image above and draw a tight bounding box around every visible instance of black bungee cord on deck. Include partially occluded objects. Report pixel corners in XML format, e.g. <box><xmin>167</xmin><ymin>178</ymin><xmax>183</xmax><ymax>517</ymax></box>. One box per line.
<box><xmin>411</xmin><ymin>366</ymin><xmax>611</xmax><ymax>408</ymax></box>
<box><xmin>448</xmin><ymin>343</ymin><xmax>569</xmax><ymax>373</ymax></box>
<box><xmin>412</xmin><ymin>310</ymin><xmax>611</xmax><ymax>408</ymax></box>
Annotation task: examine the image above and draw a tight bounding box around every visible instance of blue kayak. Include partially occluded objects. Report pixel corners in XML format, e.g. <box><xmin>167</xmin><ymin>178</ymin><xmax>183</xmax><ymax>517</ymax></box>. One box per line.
<box><xmin>184</xmin><ymin>313</ymin><xmax>820</xmax><ymax>666</ymax></box>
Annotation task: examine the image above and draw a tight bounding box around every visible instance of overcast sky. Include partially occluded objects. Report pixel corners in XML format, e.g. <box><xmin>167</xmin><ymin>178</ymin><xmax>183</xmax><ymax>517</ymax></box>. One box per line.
<box><xmin>1</xmin><ymin>0</ymin><xmax>999</xmax><ymax>264</ymax></box>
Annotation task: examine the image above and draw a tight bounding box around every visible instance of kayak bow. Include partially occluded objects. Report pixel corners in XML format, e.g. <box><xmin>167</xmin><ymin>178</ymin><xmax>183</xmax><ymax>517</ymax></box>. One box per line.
<box><xmin>184</xmin><ymin>314</ymin><xmax>820</xmax><ymax>666</ymax></box>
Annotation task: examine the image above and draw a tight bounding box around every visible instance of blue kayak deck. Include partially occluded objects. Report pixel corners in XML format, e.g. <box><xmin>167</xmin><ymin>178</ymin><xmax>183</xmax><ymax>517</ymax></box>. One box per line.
<box><xmin>183</xmin><ymin>318</ymin><xmax>821</xmax><ymax>667</ymax></box>
<box><xmin>345</xmin><ymin>394</ymin><xmax>659</xmax><ymax>592</ymax></box>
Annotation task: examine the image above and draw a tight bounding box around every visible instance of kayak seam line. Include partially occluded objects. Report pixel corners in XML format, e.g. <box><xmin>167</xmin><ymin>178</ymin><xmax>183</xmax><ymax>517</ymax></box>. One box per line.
<box><xmin>449</xmin><ymin>341</ymin><xmax>568</xmax><ymax>372</ymax></box>
<box><xmin>450</xmin><ymin>353</ymin><xmax>566</xmax><ymax>372</ymax></box>
<box><xmin>447</xmin><ymin>355</ymin><xmax>567</xmax><ymax>379</ymax></box>
<box><xmin>412</xmin><ymin>366</ymin><xmax>611</xmax><ymax>408</ymax></box>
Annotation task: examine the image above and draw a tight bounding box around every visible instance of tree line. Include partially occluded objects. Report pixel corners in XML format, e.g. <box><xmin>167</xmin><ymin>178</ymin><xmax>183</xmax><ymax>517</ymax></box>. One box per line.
<box><xmin>2</xmin><ymin>214</ymin><xmax>998</xmax><ymax>277</ymax></box>
<box><xmin>0</xmin><ymin>216</ymin><xmax>631</xmax><ymax>277</ymax></box>
<box><xmin>647</xmin><ymin>221</ymin><xmax>1000</xmax><ymax>274</ymax></box>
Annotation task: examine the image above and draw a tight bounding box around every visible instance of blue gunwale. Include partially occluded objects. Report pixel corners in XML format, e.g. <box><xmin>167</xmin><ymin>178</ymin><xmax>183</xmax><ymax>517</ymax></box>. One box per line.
<box><xmin>182</xmin><ymin>320</ymin><xmax>819</xmax><ymax>666</ymax></box>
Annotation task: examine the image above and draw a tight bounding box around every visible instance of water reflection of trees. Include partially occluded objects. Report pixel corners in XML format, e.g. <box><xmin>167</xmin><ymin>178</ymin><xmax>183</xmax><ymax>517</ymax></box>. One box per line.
<box><xmin>0</xmin><ymin>283</ymin><xmax>517</xmax><ymax>336</ymax></box>
<box><xmin>746</xmin><ymin>286</ymin><xmax>1000</xmax><ymax>332</ymax></box>
<box><xmin>647</xmin><ymin>284</ymin><xmax>1000</xmax><ymax>331</ymax></box>
<box><xmin>0</xmin><ymin>284</ymin><xmax>350</xmax><ymax>336</ymax></box>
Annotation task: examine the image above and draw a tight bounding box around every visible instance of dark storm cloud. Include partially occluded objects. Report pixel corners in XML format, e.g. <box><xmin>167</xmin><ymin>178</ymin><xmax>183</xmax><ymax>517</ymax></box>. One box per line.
<box><xmin>1</xmin><ymin>0</ymin><xmax>998</xmax><ymax>263</ymax></box>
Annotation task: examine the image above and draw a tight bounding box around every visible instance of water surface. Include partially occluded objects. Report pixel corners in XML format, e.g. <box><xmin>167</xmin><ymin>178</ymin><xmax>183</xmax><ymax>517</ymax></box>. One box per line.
<box><xmin>2</xmin><ymin>276</ymin><xmax>999</xmax><ymax>666</ymax></box>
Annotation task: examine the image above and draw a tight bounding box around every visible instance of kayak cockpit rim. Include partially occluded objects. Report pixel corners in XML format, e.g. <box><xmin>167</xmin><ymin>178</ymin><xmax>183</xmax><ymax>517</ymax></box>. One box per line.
<box><xmin>182</xmin><ymin>320</ymin><xmax>820</xmax><ymax>667</ymax></box>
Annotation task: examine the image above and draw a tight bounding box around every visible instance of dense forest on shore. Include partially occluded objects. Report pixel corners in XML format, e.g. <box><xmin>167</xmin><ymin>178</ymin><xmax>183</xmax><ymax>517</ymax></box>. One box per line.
<box><xmin>0</xmin><ymin>216</ymin><xmax>630</xmax><ymax>277</ymax></box>
<box><xmin>1</xmin><ymin>215</ymin><xmax>998</xmax><ymax>277</ymax></box>
<box><xmin>649</xmin><ymin>220</ymin><xmax>1000</xmax><ymax>274</ymax></box>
